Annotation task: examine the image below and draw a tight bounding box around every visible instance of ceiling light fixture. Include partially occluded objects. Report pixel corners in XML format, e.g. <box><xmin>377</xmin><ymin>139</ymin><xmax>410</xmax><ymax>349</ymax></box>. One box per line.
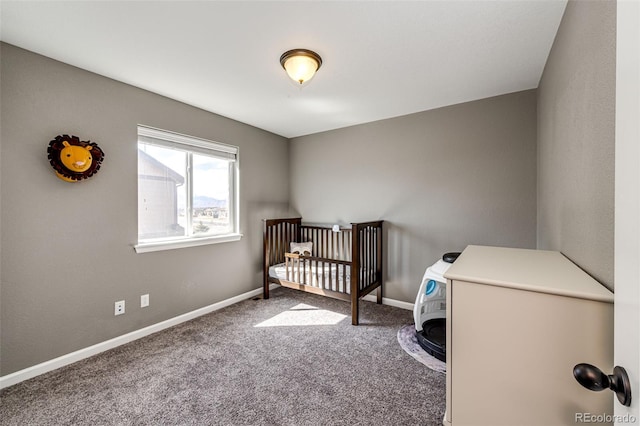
<box><xmin>280</xmin><ymin>49</ymin><xmax>323</xmax><ymax>85</ymax></box>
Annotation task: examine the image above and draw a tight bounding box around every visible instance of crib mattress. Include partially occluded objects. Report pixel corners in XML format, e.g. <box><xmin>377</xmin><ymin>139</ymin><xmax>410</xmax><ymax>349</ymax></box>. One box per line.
<box><xmin>269</xmin><ymin>262</ymin><xmax>352</xmax><ymax>294</ymax></box>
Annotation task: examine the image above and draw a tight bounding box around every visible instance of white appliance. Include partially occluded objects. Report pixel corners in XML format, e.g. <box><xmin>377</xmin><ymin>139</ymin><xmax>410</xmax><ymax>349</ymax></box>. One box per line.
<box><xmin>413</xmin><ymin>253</ymin><xmax>459</xmax><ymax>361</ymax></box>
<box><xmin>413</xmin><ymin>259</ymin><xmax>451</xmax><ymax>331</ymax></box>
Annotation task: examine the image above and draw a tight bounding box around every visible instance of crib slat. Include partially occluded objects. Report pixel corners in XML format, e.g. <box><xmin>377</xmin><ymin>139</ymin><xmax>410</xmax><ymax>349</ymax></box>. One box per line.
<box><xmin>368</xmin><ymin>228</ymin><xmax>372</xmax><ymax>288</ymax></box>
<box><xmin>284</xmin><ymin>223</ymin><xmax>287</xmax><ymax>259</ymax></box>
<box><xmin>367</xmin><ymin>227</ymin><xmax>372</xmax><ymax>289</ymax></box>
<box><xmin>326</xmin><ymin>228</ymin><xmax>329</xmax><ymax>258</ymax></box>
<box><xmin>275</xmin><ymin>225</ymin><xmax>278</xmax><ymax>258</ymax></box>
<box><xmin>269</xmin><ymin>226</ymin><xmax>274</xmax><ymax>264</ymax></box>
<box><xmin>284</xmin><ymin>222</ymin><xmax>288</xmax><ymax>254</ymax></box>
<box><xmin>324</xmin><ymin>229</ymin><xmax>333</xmax><ymax>259</ymax></box>
<box><xmin>328</xmin><ymin>260</ymin><xmax>331</xmax><ymax>291</ymax></box>
<box><xmin>330</xmin><ymin>229</ymin><xmax>334</xmax><ymax>261</ymax></box>
<box><xmin>364</xmin><ymin>227</ymin><xmax>369</xmax><ymax>290</ymax></box>
<box><xmin>302</xmin><ymin>257</ymin><xmax>307</xmax><ymax>285</ymax></box>
<box><xmin>274</xmin><ymin>224</ymin><xmax>279</xmax><ymax>264</ymax></box>
<box><xmin>364</xmin><ymin>228</ymin><xmax>368</xmax><ymax>290</ymax></box>
<box><xmin>282</xmin><ymin>223</ymin><xmax>286</xmax><ymax>260</ymax></box>
<box><xmin>281</xmin><ymin>223</ymin><xmax>285</xmax><ymax>262</ymax></box>
<box><xmin>376</xmin><ymin>228</ymin><xmax>382</xmax><ymax>283</ymax></box>
<box><xmin>359</xmin><ymin>228</ymin><xmax>363</xmax><ymax>291</ymax></box>
<box><xmin>372</xmin><ymin>228</ymin><xmax>376</xmax><ymax>286</ymax></box>
<box><xmin>266</xmin><ymin>226</ymin><xmax>271</xmax><ymax>265</ymax></box>
<box><xmin>362</xmin><ymin>228</ymin><xmax>367</xmax><ymax>291</ymax></box>
<box><xmin>275</xmin><ymin>226</ymin><xmax>279</xmax><ymax>263</ymax></box>
<box><xmin>332</xmin><ymin>263</ymin><xmax>336</xmax><ymax>292</ymax></box>
<box><xmin>342</xmin><ymin>263</ymin><xmax>346</xmax><ymax>293</ymax></box>
<box><xmin>321</xmin><ymin>259</ymin><xmax>325</xmax><ymax>289</ymax></box>
<box><xmin>278</xmin><ymin>224</ymin><xmax>283</xmax><ymax>263</ymax></box>
<box><xmin>361</xmin><ymin>228</ymin><xmax>365</xmax><ymax>291</ymax></box>
<box><xmin>321</xmin><ymin>259</ymin><xmax>325</xmax><ymax>290</ymax></box>
<box><xmin>376</xmin><ymin>228</ymin><xmax>379</xmax><ymax>279</ymax></box>
<box><xmin>286</xmin><ymin>222</ymin><xmax>291</xmax><ymax>252</ymax></box>
<box><xmin>285</xmin><ymin>254</ymin><xmax>290</xmax><ymax>281</ymax></box>
<box><xmin>274</xmin><ymin>226</ymin><xmax>278</xmax><ymax>264</ymax></box>
<box><xmin>325</xmin><ymin>228</ymin><xmax>329</xmax><ymax>258</ymax></box>
<box><xmin>366</xmin><ymin>227</ymin><xmax>370</xmax><ymax>289</ymax></box>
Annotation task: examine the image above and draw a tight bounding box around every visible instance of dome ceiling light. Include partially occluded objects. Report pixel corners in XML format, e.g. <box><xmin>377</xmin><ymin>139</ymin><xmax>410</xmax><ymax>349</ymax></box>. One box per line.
<box><xmin>279</xmin><ymin>49</ymin><xmax>323</xmax><ymax>85</ymax></box>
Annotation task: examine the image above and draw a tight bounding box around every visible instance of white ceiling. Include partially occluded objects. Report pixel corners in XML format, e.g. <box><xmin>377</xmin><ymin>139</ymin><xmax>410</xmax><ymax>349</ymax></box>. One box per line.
<box><xmin>0</xmin><ymin>1</ymin><xmax>567</xmax><ymax>138</ymax></box>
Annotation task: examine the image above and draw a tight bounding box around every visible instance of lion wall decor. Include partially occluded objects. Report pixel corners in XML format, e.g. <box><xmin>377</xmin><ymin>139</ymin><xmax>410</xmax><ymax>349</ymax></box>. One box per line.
<box><xmin>47</xmin><ymin>135</ymin><xmax>105</xmax><ymax>182</ymax></box>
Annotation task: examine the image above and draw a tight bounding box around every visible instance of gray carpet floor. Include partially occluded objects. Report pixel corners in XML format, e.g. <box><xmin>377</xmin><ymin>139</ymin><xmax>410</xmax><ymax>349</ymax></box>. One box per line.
<box><xmin>0</xmin><ymin>287</ymin><xmax>445</xmax><ymax>425</ymax></box>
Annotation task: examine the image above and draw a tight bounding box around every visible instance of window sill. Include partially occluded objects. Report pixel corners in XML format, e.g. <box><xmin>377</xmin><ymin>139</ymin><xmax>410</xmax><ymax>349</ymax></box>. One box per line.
<box><xmin>134</xmin><ymin>233</ymin><xmax>242</xmax><ymax>253</ymax></box>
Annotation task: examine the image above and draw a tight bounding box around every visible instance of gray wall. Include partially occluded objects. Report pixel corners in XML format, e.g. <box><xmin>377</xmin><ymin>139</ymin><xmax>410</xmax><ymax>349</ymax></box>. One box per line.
<box><xmin>290</xmin><ymin>90</ymin><xmax>538</xmax><ymax>303</ymax></box>
<box><xmin>537</xmin><ymin>0</ymin><xmax>616</xmax><ymax>290</ymax></box>
<box><xmin>0</xmin><ymin>43</ymin><xmax>290</xmax><ymax>375</ymax></box>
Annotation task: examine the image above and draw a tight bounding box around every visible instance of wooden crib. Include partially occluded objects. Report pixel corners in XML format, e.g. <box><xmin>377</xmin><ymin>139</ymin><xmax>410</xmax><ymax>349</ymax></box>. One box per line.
<box><xmin>263</xmin><ymin>217</ymin><xmax>384</xmax><ymax>325</ymax></box>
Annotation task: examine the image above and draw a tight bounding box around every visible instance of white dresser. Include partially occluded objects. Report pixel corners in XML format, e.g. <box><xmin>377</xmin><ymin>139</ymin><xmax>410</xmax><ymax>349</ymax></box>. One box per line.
<box><xmin>443</xmin><ymin>245</ymin><xmax>614</xmax><ymax>426</ymax></box>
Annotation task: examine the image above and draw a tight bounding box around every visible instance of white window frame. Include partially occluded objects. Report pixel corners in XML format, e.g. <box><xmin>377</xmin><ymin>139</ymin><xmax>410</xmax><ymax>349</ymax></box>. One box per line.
<box><xmin>134</xmin><ymin>125</ymin><xmax>241</xmax><ymax>253</ymax></box>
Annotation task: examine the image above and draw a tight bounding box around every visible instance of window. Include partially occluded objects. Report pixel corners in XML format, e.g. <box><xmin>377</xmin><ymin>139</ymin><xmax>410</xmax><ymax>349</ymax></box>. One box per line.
<box><xmin>135</xmin><ymin>125</ymin><xmax>240</xmax><ymax>253</ymax></box>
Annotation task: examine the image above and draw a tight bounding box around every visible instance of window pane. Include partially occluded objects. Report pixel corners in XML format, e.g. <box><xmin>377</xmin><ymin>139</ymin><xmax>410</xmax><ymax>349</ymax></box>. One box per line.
<box><xmin>136</xmin><ymin>125</ymin><xmax>239</xmax><ymax>249</ymax></box>
<box><xmin>192</xmin><ymin>153</ymin><xmax>231</xmax><ymax>236</ymax></box>
<box><xmin>138</xmin><ymin>143</ymin><xmax>187</xmax><ymax>240</ymax></box>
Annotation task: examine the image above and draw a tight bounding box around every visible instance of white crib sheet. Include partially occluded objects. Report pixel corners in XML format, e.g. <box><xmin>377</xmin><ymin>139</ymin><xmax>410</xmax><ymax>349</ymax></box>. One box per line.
<box><xmin>269</xmin><ymin>261</ymin><xmax>352</xmax><ymax>294</ymax></box>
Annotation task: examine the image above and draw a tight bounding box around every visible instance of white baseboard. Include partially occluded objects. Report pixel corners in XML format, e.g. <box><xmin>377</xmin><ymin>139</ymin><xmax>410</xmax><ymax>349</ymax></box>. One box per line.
<box><xmin>362</xmin><ymin>294</ymin><xmax>414</xmax><ymax>311</ymax></box>
<box><xmin>0</xmin><ymin>284</ymin><xmax>412</xmax><ymax>389</ymax></box>
<box><xmin>0</xmin><ymin>285</ymin><xmax>277</xmax><ymax>390</ymax></box>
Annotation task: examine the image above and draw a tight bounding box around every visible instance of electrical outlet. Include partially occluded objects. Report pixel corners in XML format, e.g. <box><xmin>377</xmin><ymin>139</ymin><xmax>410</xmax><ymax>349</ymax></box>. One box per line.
<box><xmin>114</xmin><ymin>300</ymin><xmax>125</xmax><ymax>316</ymax></box>
<box><xmin>141</xmin><ymin>294</ymin><xmax>149</xmax><ymax>308</ymax></box>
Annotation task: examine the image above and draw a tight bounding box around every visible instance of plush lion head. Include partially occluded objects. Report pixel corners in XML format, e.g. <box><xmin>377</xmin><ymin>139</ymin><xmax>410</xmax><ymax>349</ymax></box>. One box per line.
<box><xmin>47</xmin><ymin>135</ymin><xmax>105</xmax><ymax>182</ymax></box>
